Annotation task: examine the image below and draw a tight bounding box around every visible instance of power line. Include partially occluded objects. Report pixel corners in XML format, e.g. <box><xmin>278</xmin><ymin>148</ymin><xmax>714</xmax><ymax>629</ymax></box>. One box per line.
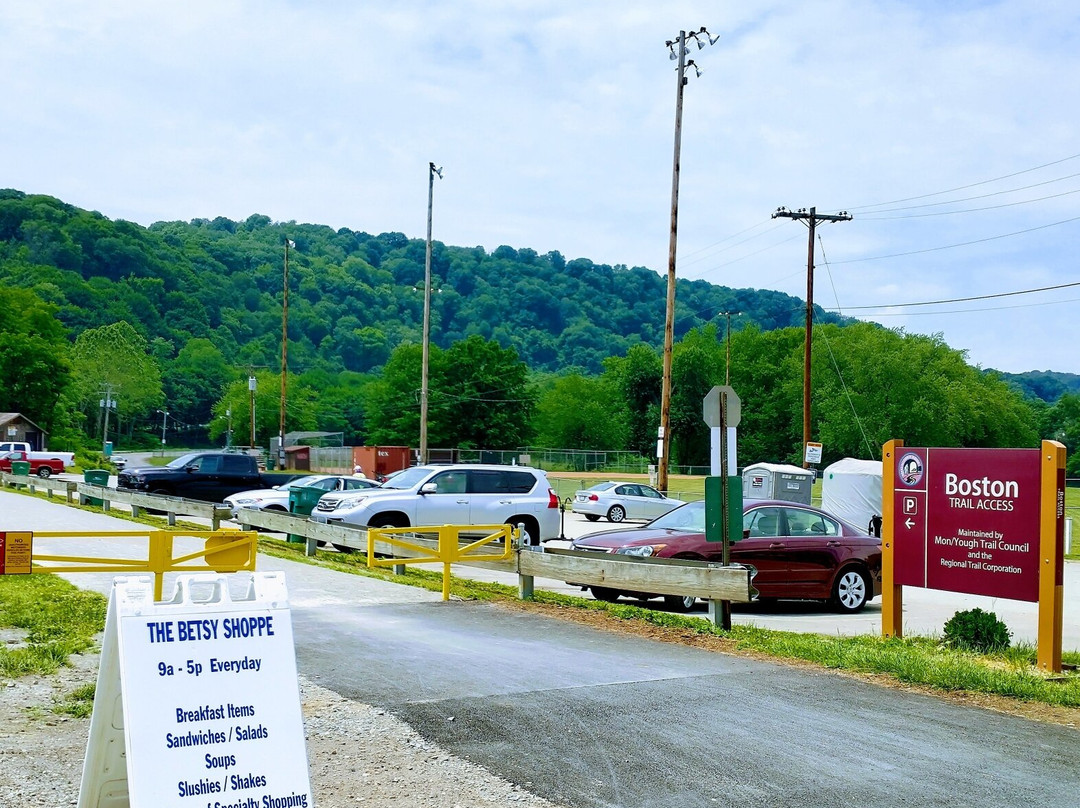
<box><xmin>842</xmin><ymin>295</ymin><xmax>1080</xmax><ymax>318</ymax></box>
<box><xmin>828</xmin><ymin>214</ymin><xmax>1080</xmax><ymax>264</ymax></box>
<box><xmin>836</xmin><ymin>280</ymin><xmax>1080</xmax><ymax>310</ymax></box>
<box><xmin>843</xmin><ymin>152</ymin><xmax>1080</xmax><ymax>211</ymax></box>
<box><xmin>858</xmin><ymin>185</ymin><xmax>1080</xmax><ymax>220</ymax></box>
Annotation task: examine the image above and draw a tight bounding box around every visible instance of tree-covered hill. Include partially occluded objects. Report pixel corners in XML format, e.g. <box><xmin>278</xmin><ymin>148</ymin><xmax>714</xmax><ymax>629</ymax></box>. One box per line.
<box><xmin>0</xmin><ymin>189</ymin><xmax>845</xmax><ymax>376</ymax></box>
<box><xmin>992</xmin><ymin>369</ymin><xmax>1080</xmax><ymax>404</ymax></box>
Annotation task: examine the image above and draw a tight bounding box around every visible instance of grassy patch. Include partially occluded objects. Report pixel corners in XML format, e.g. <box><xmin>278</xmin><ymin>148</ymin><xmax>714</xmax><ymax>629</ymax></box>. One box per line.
<box><xmin>53</xmin><ymin>682</ymin><xmax>97</xmax><ymax>718</ymax></box>
<box><xmin>0</xmin><ymin>574</ymin><xmax>106</xmax><ymax>678</ymax></box>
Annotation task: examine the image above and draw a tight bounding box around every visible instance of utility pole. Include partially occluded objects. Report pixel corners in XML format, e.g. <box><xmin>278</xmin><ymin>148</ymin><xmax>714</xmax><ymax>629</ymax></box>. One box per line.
<box><xmin>770</xmin><ymin>206</ymin><xmax>852</xmax><ymax>466</ymax></box>
<box><xmin>419</xmin><ymin>161</ymin><xmax>443</xmax><ymax>466</ymax></box>
<box><xmin>279</xmin><ymin>238</ymin><xmax>293</xmax><ymax>469</ymax></box>
<box><xmin>99</xmin><ymin>385</ymin><xmax>116</xmax><ymax>454</ymax></box>
<box><xmin>657</xmin><ymin>26</ymin><xmax>719</xmax><ymax>494</ymax></box>
<box><xmin>721</xmin><ymin>310</ymin><xmax>740</xmax><ymax>385</ymax></box>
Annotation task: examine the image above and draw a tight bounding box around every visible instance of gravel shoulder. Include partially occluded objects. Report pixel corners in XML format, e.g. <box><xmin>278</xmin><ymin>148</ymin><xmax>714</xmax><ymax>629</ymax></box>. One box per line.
<box><xmin>0</xmin><ymin>646</ymin><xmax>564</xmax><ymax>808</ymax></box>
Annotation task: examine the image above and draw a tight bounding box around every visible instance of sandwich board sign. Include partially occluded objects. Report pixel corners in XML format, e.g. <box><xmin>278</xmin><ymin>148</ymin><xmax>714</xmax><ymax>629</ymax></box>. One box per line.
<box><xmin>78</xmin><ymin>572</ymin><xmax>312</xmax><ymax>808</ymax></box>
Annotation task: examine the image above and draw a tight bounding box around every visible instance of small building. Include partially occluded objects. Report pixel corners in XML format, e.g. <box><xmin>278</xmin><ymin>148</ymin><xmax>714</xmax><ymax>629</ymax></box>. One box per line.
<box><xmin>352</xmin><ymin>446</ymin><xmax>412</xmax><ymax>479</ymax></box>
<box><xmin>0</xmin><ymin>412</ymin><xmax>47</xmax><ymax>450</ymax></box>
<box><xmin>741</xmin><ymin>462</ymin><xmax>815</xmax><ymax>505</ymax></box>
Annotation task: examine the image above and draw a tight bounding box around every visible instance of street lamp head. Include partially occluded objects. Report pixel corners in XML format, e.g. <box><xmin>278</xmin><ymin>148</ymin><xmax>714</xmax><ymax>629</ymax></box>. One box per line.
<box><xmin>430</xmin><ymin>163</ymin><xmax>443</xmax><ymax>180</ymax></box>
<box><xmin>686</xmin><ymin>59</ymin><xmax>703</xmax><ymax>78</ymax></box>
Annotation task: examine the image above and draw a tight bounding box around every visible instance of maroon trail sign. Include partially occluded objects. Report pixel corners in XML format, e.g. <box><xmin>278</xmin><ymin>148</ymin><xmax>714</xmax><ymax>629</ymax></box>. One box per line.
<box><xmin>891</xmin><ymin>447</ymin><xmax>1041</xmax><ymax>602</ymax></box>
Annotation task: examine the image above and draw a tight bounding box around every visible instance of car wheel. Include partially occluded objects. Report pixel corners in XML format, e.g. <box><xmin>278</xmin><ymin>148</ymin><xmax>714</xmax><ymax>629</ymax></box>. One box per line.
<box><xmin>37</xmin><ymin>467</ymin><xmax>52</xmax><ymax>479</ymax></box>
<box><xmin>506</xmin><ymin>516</ymin><xmax>540</xmax><ymax>546</ymax></box>
<box><xmin>591</xmin><ymin>586</ymin><xmax>621</xmax><ymax>603</ymax></box>
<box><xmin>663</xmin><ymin>594</ymin><xmax>697</xmax><ymax>612</ymax></box>
<box><xmin>833</xmin><ymin>568</ymin><xmax>870</xmax><ymax>613</ymax></box>
<box><xmin>607</xmin><ymin>505</ymin><xmax>626</xmax><ymax>522</ymax></box>
<box><xmin>584</xmin><ymin>514</ymin><xmax>600</xmax><ymax>522</ymax></box>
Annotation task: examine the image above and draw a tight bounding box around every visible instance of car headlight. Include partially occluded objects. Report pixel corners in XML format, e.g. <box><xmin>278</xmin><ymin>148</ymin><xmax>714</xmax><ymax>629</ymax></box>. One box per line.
<box><xmin>615</xmin><ymin>544</ymin><xmax>665</xmax><ymax>557</ymax></box>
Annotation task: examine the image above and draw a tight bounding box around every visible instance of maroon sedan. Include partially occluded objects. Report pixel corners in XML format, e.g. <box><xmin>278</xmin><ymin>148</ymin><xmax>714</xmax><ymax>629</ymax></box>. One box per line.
<box><xmin>569</xmin><ymin>499</ymin><xmax>882</xmax><ymax>613</ymax></box>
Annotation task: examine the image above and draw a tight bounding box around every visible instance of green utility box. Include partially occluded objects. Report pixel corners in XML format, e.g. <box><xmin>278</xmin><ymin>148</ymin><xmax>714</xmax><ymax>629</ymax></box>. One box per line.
<box><xmin>287</xmin><ymin>485</ymin><xmax>324</xmax><ymax>543</ymax></box>
<box><xmin>82</xmin><ymin>469</ymin><xmax>111</xmax><ymax>506</ymax></box>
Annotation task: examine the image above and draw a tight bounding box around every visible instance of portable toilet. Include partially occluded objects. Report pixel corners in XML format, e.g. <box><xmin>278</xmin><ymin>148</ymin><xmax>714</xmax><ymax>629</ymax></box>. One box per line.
<box><xmin>821</xmin><ymin>457</ymin><xmax>883</xmax><ymax>534</ymax></box>
<box><xmin>741</xmin><ymin>462</ymin><xmax>814</xmax><ymax>504</ymax></box>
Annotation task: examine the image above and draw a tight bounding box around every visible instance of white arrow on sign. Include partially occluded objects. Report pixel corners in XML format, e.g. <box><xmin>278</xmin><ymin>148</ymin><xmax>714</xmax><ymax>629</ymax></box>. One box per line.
<box><xmin>905</xmin><ymin>518</ymin><xmax>915</xmax><ymax>529</ymax></box>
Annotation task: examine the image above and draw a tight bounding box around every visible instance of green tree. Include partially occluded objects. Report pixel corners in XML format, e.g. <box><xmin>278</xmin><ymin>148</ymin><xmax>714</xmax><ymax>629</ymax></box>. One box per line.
<box><xmin>532</xmin><ymin>373</ymin><xmax>627</xmax><ymax>449</ymax></box>
<box><xmin>603</xmin><ymin>344</ymin><xmax>662</xmax><ymax>457</ymax></box>
<box><xmin>71</xmin><ymin>321</ymin><xmax>163</xmax><ymax>442</ymax></box>
<box><xmin>670</xmin><ymin>325</ymin><xmax>726</xmax><ymax>467</ymax></box>
<box><xmin>1041</xmin><ymin>392</ymin><xmax>1080</xmax><ymax>476</ymax></box>
<box><xmin>209</xmin><ymin>371</ymin><xmax>318</xmax><ymax>447</ymax></box>
<box><xmin>0</xmin><ymin>288</ymin><xmax>73</xmax><ymax>438</ymax></box>
<box><xmin>163</xmin><ymin>338</ymin><xmax>235</xmax><ymax>429</ymax></box>
<box><xmin>365</xmin><ymin>336</ymin><xmax>534</xmax><ymax>449</ymax></box>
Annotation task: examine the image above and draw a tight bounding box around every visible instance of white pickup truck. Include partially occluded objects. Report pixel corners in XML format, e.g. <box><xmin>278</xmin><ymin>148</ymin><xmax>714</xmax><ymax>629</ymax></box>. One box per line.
<box><xmin>0</xmin><ymin>441</ymin><xmax>76</xmax><ymax>468</ymax></box>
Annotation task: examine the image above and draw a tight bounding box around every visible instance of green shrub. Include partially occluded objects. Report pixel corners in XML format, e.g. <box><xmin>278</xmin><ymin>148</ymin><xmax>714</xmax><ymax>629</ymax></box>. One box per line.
<box><xmin>942</xmin><ymin>608</ymin><xmax>1011</xmax><ymax>654</ymax></box>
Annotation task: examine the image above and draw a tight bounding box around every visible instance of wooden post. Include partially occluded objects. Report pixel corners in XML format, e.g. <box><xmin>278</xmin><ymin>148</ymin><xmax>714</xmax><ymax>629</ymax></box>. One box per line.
<box><xmin>1037</xmin><ymin>440</ymin><xmax>1065</xmax><ymax>673</ymax></box>
<box><xmin>881</xmin><ymin>439</ymin><xmax>904</xmax><ymax>638</ymax></box>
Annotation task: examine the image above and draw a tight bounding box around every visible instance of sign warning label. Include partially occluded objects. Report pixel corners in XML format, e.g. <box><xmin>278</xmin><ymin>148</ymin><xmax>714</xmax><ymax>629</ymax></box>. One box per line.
<box><xmin>0</xmin><ymin>531</ymin><xmax>33</xmax><ymax>575</ymax></box>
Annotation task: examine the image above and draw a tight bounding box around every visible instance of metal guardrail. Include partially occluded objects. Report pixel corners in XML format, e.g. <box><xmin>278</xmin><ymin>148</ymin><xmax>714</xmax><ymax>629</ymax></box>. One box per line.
<box><xmin>232</xmin><ymin>507</ymin><xmax>755</xmax><ymax>619</ymax></box>
<box><xmin>2</xmin><ymin>474</ymin><xmax>762</xmax><ymax>614</ymax></box>
<box><xmin>0</xmin><ymin>471</ymin><xmax>235</xmax><ymax>529</ymax></box>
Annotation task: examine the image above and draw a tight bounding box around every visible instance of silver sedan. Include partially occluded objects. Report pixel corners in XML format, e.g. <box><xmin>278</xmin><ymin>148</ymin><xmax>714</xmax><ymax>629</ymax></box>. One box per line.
<box><xmin>571</xmin><ymin>481</ymin><xmax>682</xmax><ymax>523</ymax></box>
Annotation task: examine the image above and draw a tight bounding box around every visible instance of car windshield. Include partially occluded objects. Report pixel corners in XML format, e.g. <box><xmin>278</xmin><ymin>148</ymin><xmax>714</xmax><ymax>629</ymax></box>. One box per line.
<box><xmin>380</xmin><ymin>467</ymin><xmax>430</xmax><ymax>489</ymax></box>
<box><xmin>165</xmin><ymin>453</ymin><xmax>203</xmax><ymax>469</ymax></box>
<box><xmin>647</xmin><ymin>500</ymin><xmax>706</xmax><ymax>531</ymax></box>
<box><xmin>587</xmin><ymin>482</ymin><xmax>617</xmax><ymax>492</ymax></box>
<box><xmin>283</xmin><ymin>475</ymin><xmax>324</xmax><ymax>489</ymax></box>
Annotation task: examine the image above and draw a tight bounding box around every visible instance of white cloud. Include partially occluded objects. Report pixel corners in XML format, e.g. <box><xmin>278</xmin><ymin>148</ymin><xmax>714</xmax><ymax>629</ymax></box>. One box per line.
<box><xmin>2</xmin><ymin>0</ymin><xmax>1078</xmax><ymax>373</ymax></box>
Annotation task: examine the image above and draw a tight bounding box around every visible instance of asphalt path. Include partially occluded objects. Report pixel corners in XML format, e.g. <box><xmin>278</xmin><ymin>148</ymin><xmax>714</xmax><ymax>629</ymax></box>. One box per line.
<box><xmin>3</xmin><ymin>491</ymin><xmax>1078</xmax><ymax>807</ymax></box>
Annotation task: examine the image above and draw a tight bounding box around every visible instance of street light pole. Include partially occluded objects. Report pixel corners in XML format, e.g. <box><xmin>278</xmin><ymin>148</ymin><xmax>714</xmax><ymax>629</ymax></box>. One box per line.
<box><xmin>248</xmin><ymin>375</ymin><xmax>257</xmax><ymax>449</ymax></box>
<box><xmin>657</xmin><ymin>26</ymin><xmax>717</xmax><ymax>493</ymax></box>
<box><xmin>419</xmin><ymin>161</ymin><xmax>442</xmax><ymax>466</ymax></box>
<box><xmin>279</xmin><ymin>238</ymin><xmax>293</xmax><ymax>470</ymax></box>
<box><xmin>157</xmin><ymin>409</ymin><xmax>168</xmax><ymax>455</ymax></box>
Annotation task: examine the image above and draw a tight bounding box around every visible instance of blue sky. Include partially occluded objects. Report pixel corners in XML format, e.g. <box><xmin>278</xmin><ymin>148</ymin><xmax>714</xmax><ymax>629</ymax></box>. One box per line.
<box><xmin>3</xmin><ymin>1</ymin><xmax>1079</xmax><ymax>374</ymax></box>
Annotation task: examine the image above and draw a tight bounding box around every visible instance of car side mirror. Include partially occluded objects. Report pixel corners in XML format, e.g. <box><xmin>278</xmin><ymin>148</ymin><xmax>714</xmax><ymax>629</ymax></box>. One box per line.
<box><xmin>185</xmin><ymin>464</ymin><xmax>198</xmax><ymax>473</ymax></box>
<box><xmin>743</xmin><ymin>528</ymin><xmax>750</xmax><ymax>539</ymax></box>
<box><xmin>420</xmin><ymin>482</ymin><xmax>437</xmax><ymax>495</ymax></box>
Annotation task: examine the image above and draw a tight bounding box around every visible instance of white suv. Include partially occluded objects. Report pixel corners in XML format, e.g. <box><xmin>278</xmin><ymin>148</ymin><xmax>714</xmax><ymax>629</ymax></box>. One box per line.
<box><xmin>311</xmin><ymin>464</ymin><xmax>560</xmax><ymax>543</ymax></box>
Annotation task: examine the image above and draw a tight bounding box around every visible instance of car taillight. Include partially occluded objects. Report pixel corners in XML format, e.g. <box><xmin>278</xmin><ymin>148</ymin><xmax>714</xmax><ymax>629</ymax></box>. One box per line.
<box><xmin>588</xmin><ymin>494</ymin><xmax>598</xmax><ymax>501</ymax></box>
<box><xmin>548</xmin><ymin>488</ymin><xmax>558</xmax><ymax>508</ymax></box>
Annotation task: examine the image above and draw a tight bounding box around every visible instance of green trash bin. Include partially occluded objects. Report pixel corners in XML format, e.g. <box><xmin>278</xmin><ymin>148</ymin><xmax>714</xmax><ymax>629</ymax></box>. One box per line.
<box><xmin>287</xmin><ymin>485</ymin><xmax>324</xmax><ymax>543</ymax></box>
<box><xmin>10</xmin><ymin>460</ymin><xmax>30</xmax><ymax>488</ymax></box>
<box><xmin>83</xmin><ymin>469</ymin><xmax>111</xmax><ymax>506</ymax></box>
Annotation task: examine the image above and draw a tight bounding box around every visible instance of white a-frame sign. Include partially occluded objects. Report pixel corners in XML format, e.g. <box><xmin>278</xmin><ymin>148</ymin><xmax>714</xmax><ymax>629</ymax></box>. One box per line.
<box><xmin>78</xmin><ymin>573</ymin><xmax>313</xmax><ymax>808</ymax></box>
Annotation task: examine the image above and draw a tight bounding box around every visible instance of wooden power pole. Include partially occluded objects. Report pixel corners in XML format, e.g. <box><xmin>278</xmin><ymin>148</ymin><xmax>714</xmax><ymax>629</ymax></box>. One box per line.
<box><xmin>770</xmin><ymin>206</ymin><xmax>851</xmax><ymax>466</ymax></box>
